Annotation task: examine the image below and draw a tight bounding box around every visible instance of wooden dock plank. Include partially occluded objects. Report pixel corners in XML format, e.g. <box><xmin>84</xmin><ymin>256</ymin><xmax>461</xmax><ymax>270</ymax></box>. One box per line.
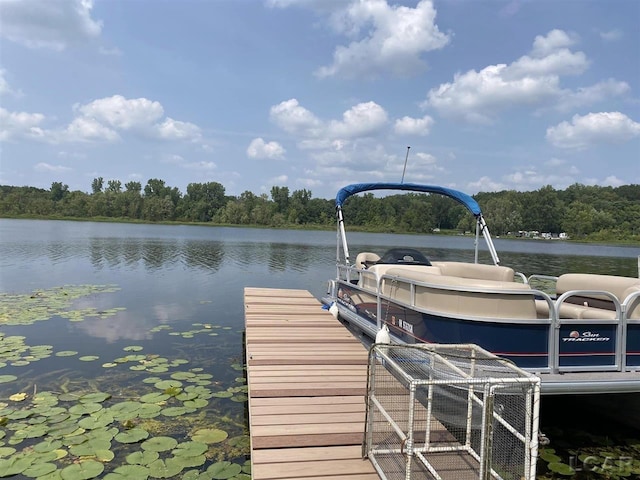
<box><xmin>245</xmin><ymin>287</ymin><xmax>375</xmax><ymax>479</ymax></box>
<box><xmin>249</xmin><ymin>374</ymin><xmax>365</xmax><ymax>383</ymax></box>
<box><xmin>249</xmin><ymin>366</ymin><xmax>367</xmax><ymax>375</ymax></box>
<box><xmin>251</xmin><ymin>445</ymin><xmax>364</xmax><ymax>464</ymax></box>
<box><xmin>245</xmin><ymin>288</ymin><xmax>315</xmax><ymax>298</ymax></box>
<box><xmin>252</xmin><ymin>458</ymin><xmax>377</xmax><ymax>480</ymax></box>
<box><xmin>251</xmin><ymin>402</ymin><xmax>365</xmax><ymax>416</ymax></box>
<box><xmin>252</xmin><ymin>412</ymin><xmax>366</xmax><ymax>426</ymax></box>
<box><xmin>250</xmin><ymin>395</ymin><xmax>364</xmax><ymax>406</ymax></box>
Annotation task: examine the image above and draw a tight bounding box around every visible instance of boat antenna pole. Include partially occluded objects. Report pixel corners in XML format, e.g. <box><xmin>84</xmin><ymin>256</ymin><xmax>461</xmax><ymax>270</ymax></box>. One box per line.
<box><xmin>401</xmin><ymin>146</ymin><xmax>410</xmax><ymax>183</ymax></box>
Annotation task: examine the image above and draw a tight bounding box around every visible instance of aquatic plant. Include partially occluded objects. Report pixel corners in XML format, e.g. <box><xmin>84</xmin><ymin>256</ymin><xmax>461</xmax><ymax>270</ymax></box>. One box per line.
<box><xmin>0</xmin><ymin>285</ymin><xmax>250</xmax><ymax>479</ymax></box>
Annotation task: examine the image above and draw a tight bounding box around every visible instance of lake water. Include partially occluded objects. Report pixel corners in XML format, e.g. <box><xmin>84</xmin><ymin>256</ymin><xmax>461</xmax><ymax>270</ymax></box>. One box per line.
<box><xmin>1</xmin><ymin>219</ymin><xmax>639</xmax><ymax>479</ymax></box>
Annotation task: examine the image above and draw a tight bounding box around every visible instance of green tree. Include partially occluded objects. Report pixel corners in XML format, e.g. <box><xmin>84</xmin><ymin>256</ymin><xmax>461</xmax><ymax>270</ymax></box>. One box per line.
<box><xmin>106</xmin><ymin>180</ymin><xmax>122</xmax><ymax>193</ymax></box>
<box><xmin>50</xmin><ymin>182</ymin><xmax>69</xmax><ymax>202</ymax></box>
<box><xmin>521</xmin><ymin>185</ymin><xmax>564</xmax><ymax>233</ymax></box>
<box><xmin>143</xmin><ymin>179</ymin><xmax>181</xmax><ymax>220</ymax></box>
<box><xmin>288</xmin><ymin>189</ymin><xmax>312</xmax><ymax>224</ymax></box>
<box><xmin>481</xmin><ymin>191</ymin><xmax>523</xmax><ymax>235</ymax></box>
<box><xmin>562</xmin><ymin>202</ymin><xmax>595</xmax><ymax>237</ymax></box>
<box><xmin>270</xmin><ymin>186</ymin><xmax>290</xmax><ymax>214</ymax></box>
<box><xmin>125</xmin><ymin>181</ymin><xmax>142</xmax><ymax>193</ymax></box>
<box><xmin>91</xmin><ymin>177</ymin><xmax>104</xmax><ymax>194</ymax></box>
<box><xmin>180</xmin><ymin>182</ymin><xmax>226</xmax><ymax>222</ymax></box>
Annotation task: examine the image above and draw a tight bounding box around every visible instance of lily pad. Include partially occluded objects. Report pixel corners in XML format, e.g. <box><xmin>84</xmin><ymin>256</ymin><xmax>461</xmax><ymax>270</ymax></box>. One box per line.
<box><xmin>172</xmin><ymin>441</ymin><xmax>208</xmax><ymax>457</ymax></box>
<box><xmin>115</xmin><ymin>428</ymin><xmax>149</xmax><ymax>444</ymax></box>
<box><xmin>22</xmin><ymin>462</ymin><xmax>58</xmax><ymax>477</ymax></box>
<box><xmin>154</xmin><ymin>380</ymin><xmax>182</xmax><ymax>390</ymax></box>
<box><xmin>123</xmin><ymin>345</ymin><xmax>144</xmax><ymax>352</ymax></box>
<box><xmin>69</xmin><ymin>403</ymin><xmax>102</xmax><ymax>415</ymax></box>
<box><xmin>126</xmin><ymin>450</ymin><xmax>159</xmax><ymax>466</ymax></box>
<box><xmin>0</xmin><ymin>447</ymin><xmax>16</xmax><ymax>457</ymax></box>
<box><xmin>33</xmin><ymin>440</ymin><xmax>62</xmax><ymax>453</ymax></box>
<box><xmin>109</xmin><ymin>401</ymin><xmax>142</xmax><ymax>420</ymax></box>
<box><xmin>80</xmin><ymin>392</ymin><xmax>111</xmax><ymax>403</ymax></box>
<box><xmin>148</xmin><ymin>458</ymin><xmax>183</xmax><ymax>479</ymax></box>
<box><xmin>104</xmin><ymin>464</ymin><xmax>150</xmax><ymax>479</ymax></box>
<box><xmin>140</xmin><ymin>392</ymin><xmax>169</xmax><ymax>404</ymax></box>
<box><xmin>161</xmin><ymin>406</ymin><xmax>189</xmax><ymax>417</ymax></box>
<box><xmin>78</xmin><ymin>356</ymin><xmax>99</xmax><ymax>362</ymax></box>
<box><xmin>0</xmin><ymin>375</ymin><xmax>17</xmax><ymax>384</ymax></box>
<box><xmin>0</xmin><ymin>455</ymin><xmax>34</xmax><ymax>477</ymax></box>
<box><xmin>60</xmin><ymin>460</ymin><xmax>104</xmax><ymax>479</ymax></box>
<box><xmin>141</xmin><ymin>436</ymin><xmax>178</xmax><ymax>452</ymax></box>
<box><xmin>207</xmin><ymin>461</ymin><xmax>241</xmax><ymax>479</ymax></box>
<box><xmin>69</xmin><ymin>438</ymin><xmax>112</xmax><ymax>457</ymax></box>
<box><xmin>191</xmin><ymin>428</ymin><xmax>228</xmax><ymax>444</ymax></box>
<box><xmin>548</xmin><ymin>462</ymin><xmax>576</xmax><ymax>475</ymax></box>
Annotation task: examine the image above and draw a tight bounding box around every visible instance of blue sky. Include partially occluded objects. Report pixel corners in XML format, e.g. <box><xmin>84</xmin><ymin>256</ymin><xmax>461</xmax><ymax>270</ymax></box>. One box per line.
<box><xmin>1</xmin><ymin>0</ymin><xmax>639</xmax><ymax>200</ymax></box>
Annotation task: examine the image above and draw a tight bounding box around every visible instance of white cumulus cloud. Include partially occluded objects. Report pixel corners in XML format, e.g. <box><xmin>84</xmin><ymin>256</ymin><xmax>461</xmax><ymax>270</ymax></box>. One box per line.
<box><xmin>269</xmin><ymin>99</ymin><xmax>322</xmax><ymax>135</ymax></box>
<box><xmin>0</xmin><ymin>0</ymin><xmax>103</xmax><ymax>50</ymax></box>
<box><xmin>327</xmin><ymin>102</ymin><xmax>388</xmax><ymax>138</ymax></box>
<box><xmin>424</xmin><ymin>29</ymin><xmax>599</xmax><ymax>123</ymax></box>
<box><xmin>552</xmin><ymin>78</ymin><xmax>630</xmax><ymax>113</ymax></box>
<box><xmin>0</xmin><ymin>107</ymin><xmax>46</xmax><ymax>141</ymax></box>
<box><xmin>247</xmin><ymin>138</ymin><xmax>286</xmax><ymax>159</ymax></box>
<box><xmin>34</xmin><ymin>162</ymin><xmax>72</xmax><ymax>173</ymax></box>
<box><xmin>156</xmin><ymin>118</ymin><xmax>201</xmax><ymax>141</ymax></box>
<box><xmin>64</xmin><ymin>95</ymin><xmax>202</xmax><ymax>143</ymax></box>
<box><xmin>0</xmin><ymin>69</ymin><xmax>22</xmax><ymax>97</ymax></box>
<box><xmin>62</xmin><ymin>116</ymin><xmax>120</xmax><ymax>142</ymax></box>
<box><xmin>75</xmin><ymin>95</ymin><xmax>164</xmax><ymax>130</ymax></box>
<box><xmin>271</xmin><ymin>98</ymin><xmax>388</xmax><ymax>149</ymax></box>
<box><xmin>0</xmin><ymin>94</ymin><xmax>204</xmax><ymax>144</ymax></box>
<box><xmin>530</xmin><ymin>29</ymin><xmax>577</xmax><ymax>57</ymax></box>
<box><xmin>546</xmin><ymin>112</ymin><xmax>640</xmax><ymax>149</ymax></box>
<box><xmin>599</xmin><ymin>29</ymin><xmax>622</xmax><ymax>42</ymax></box>
<box><xmin>394</xmin><ymin>115</ymin><xmax>434</xmax><ymax>136</ymax></box>
<box><xmin>284</xmin><ymin>0</ymin><xmax>450</xmax><ymax>78</ymax></box>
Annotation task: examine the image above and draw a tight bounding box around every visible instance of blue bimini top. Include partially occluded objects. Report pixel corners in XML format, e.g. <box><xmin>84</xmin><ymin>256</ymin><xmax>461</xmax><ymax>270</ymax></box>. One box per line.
<box><xmin>334</xmin><ymin>182</ymin><xmax>482</xmax><ymax>217</ymax></box>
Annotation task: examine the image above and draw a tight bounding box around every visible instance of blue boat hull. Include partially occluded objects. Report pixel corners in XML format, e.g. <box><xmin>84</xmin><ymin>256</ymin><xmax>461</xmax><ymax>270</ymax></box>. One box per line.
<box><xmin>336</xmin><ymin>283</ymin><xmax>627</xmax><ymax>371</ymax></box>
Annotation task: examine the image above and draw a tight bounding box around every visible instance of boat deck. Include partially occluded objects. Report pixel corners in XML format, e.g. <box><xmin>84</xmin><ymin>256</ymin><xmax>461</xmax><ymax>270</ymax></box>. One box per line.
<box><xmin>244</xmin><ymin>287</ymin><xmax>379</xmax><ymax>480</ymax></box>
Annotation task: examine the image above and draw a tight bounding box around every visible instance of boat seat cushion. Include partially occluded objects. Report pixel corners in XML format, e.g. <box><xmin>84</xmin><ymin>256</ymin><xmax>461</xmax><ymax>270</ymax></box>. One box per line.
<box><xmin>557</xmin><ymin>274</ymin><xmax>640</xmax><ymax>304</ymax></box>
<box><xmin>431</xmin><ymin>261</ymin><xmax>515</xmax><ymax>282</ymax></box>
<box><xmin>358</xmin><ymin>264</ymin><xmax>441</xmax><ymax>290</ymax></box>
<box><xmin>537</xmin><ymin>274</ymin><xmax>640</xmax><ymax>320</ymax></box>
<box><xmin>354</xmin><ymin>252</ymin><xmax>380</xmax><ymax>270</ymax></box>
<box><xmin>623</xmin><ymin>286</ymin><xmax>640</xmax><ymax>319</ymax></box>
<box><xmin>381</xmin><ymin>269</ymin><xmax>537</xmax><ymax>320</ymax></box>
<box><xmin>536</xmin><ymin>300</ymin><xmax>618</xmax><ymax>320</ymax></box>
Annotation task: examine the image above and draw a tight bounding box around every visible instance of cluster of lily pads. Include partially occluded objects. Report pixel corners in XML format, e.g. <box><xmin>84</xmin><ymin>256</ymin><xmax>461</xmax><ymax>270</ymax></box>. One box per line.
<box><xmin>0</xmin><ymin>285</ymin><xmax>123</xmax><ymax>327</ymax></box>
<box><xmin>0</xmin><ymin>285</ymin><xmax>251</xmax><ymax>479</ymax></box>
<box><xmin>536</xmin><ymin>429</ymin><xmax>640</xmax><ymax>478</ymax></box>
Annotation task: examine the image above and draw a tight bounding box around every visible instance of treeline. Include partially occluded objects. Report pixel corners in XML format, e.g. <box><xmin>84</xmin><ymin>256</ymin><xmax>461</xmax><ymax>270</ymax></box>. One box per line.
<box><xmin>0</xmin><ymin>179</ymin><xmax>639</xmax><ymax>242</ymax></box>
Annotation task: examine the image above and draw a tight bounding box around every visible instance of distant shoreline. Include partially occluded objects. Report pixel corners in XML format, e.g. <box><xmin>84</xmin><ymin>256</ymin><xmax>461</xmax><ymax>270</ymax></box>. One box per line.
<box><xmin>2</xmin><ymin>214</ymin><xmax>638</xmax><ymax>247</ymax></box>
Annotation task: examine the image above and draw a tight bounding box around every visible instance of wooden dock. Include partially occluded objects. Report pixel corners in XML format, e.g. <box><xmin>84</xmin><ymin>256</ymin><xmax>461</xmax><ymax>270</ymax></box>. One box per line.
<box><xmin>244</xmin><ymin>287</ymin><xmax>379</xmax><ymax>480</ymax></box>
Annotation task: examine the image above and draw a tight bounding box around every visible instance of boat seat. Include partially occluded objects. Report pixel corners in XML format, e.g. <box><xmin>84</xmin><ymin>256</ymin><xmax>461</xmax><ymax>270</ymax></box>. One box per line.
<box><xmin>430</xmin><ymin>261</ymin><xmax>515</xmax><ymax>282</ymax></box>
<box><xmin>535</xmin><ymin>274</ymin><xmax>640</xmax><ymax>320</ymax></box>
<box><xmin>354</xmin><ymin>252</ymin><xmax>381</xmax><ymax>270</ymax></box>
<box><xmin>381</xmin><ymin>268</ymin><xmax>537</xmax><ymax>320</ymax></box>
<box><xmin>359</xmin><ymin>264</ymin><xmax>441</xmax><ymax>290</ymax></box>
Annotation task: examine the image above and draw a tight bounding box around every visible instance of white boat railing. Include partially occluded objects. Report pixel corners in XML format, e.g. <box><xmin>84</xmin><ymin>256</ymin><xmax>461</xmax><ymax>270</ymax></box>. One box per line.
<box><xmin>335</xmin><ymin>264</ymin><xmax>640</xmax><ymax>375</ymax></box>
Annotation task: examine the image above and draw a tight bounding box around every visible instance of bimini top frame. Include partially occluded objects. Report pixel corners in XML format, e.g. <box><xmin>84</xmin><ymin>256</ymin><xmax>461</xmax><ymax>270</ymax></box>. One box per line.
<box><xmin>334</xmin><ymin>182</ymin><xmax>500</xmax><ymax>266</ymax></box>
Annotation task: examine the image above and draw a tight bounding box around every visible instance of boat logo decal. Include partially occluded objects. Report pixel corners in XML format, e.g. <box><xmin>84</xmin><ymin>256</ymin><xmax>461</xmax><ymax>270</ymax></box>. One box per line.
<box><xmin>563</xmin><ymin>330</ymin><xmax>610</xmax><ymax>342</ymax></box>
<box><xmin>389</xmin><ymin>315</ymin><xmax>413</xmax><ymax>334</ymax></box>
